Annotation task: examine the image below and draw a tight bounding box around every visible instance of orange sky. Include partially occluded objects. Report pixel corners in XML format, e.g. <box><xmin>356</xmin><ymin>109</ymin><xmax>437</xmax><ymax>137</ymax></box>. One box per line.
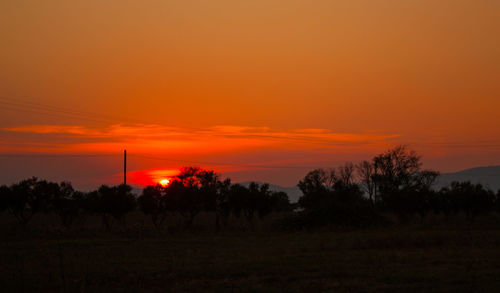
<box><xmin>0</xmin><ymin>0</ymin><xmax>499</xmax><ymax>188</ymax></box>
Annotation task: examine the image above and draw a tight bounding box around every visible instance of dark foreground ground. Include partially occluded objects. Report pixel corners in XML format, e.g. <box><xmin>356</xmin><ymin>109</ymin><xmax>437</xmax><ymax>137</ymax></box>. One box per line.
<box><xmin>2</xmin><ymin>224</ymin><xmax>500</xmax><ymax>293</ymax></box>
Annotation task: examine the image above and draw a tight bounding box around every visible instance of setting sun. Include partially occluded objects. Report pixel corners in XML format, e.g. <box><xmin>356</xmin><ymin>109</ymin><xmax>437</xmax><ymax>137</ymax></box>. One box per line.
<box><xmin>159</xmin><ymin>179</ymin><xmax>170</xmax><ymax>187</ymax></box>
<box><xmin>1</xmin><ymin>0</ymin><xmax>499</xmax><ymax>291</ymax></box>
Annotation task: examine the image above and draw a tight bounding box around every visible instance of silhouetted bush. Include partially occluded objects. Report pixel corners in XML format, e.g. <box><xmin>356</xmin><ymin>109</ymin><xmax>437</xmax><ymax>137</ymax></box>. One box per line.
<box><xmin>294</xmin><ymin>165</ymin><xmax>379</xmax><ymax>228</ymax></box>
<box><xmin>0</xmin><ymin>185</ymin><xmax>10</xmax><ymax>213</ymax></box>
<box><xmin>97</xmin><ymin>184</ymin><xmax>137</xmax><ymax>230</ymax></box>
<box><xmin>2</xmin><ymin>147</ymin><xmax>499</xmax><ymax>233</ymax></box>
<box><xmin>138</xmin><ymin>184</ymin><xmax>167</xmax><ymax>228</ymax></box>
<box><xmin>138</xmin><ymin>170</ymin><xmax>293</xmax><ymax>231</ymax></box>
<box><xmin>439</xmin><ymin>181</ymin><xmax>495</xmax><ymax>221</ymax></box>
<box><xmin>52</xmin><ymin>182</ymin><xmax>82</xmax><ymax>228</ymax></box>
<box><xmin>165</xmin><ymin>167</ymin><xmax>212</xmax><ymax>228</ymax></box>
<box><xmin>496</xmin><ymin>190</ymin><xmax>500</xmax><ymax>212</ymax></box>
<box><xmin>6</xmin><ymin>177</ymin><xmax>54</xmax><ymax>226</ymax></box>
<box><xmin>270</xmin><ymin>191</ymin><xmax>292</xmax><ymax>213</ymax></box>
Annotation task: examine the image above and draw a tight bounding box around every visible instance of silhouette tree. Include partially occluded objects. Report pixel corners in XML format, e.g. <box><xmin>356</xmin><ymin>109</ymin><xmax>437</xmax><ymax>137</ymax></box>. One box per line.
<box><xmin>382</xmin><ymin>170</ymin><xmax>439</xmax><ymax>221</ymax></box>
<box><xmin>7</xmin><ymin>177</ymin><xmax>53</xmax><ymax>226</ymax></box>
<box><xmin>240</xmin><ymin>182</ymin><xmax>260</xmax><ymax>224</ymax></box>
<box><xmin>197</xmin><ymin>169</ymin><xmax>220</xmax><ymax>213</ymax></box>
<box><xmin>298</xmin><ymin>164</ymin><xmax>360</xmax><ymax>210</ymax></box>
<box><xmin>52</xmin><ymin>181</ymin><xmax>81</xmax><ymax>228</ymax></box>
<box><xmin>369</xmin><ymin>145</ymin><xmax>441</xmax><ymax>220</ymax></box>
<box><xmin>222</xmin><ymin>182</ymin><xmax>278</xmax><ymax>229</ymax></box>
<box><xmin>296</xmin><ymin>166</ymin><xmax>375</xmax><ymax>228</ymax></box>
<box><xmin>228</xmin><ymin>183</ymin><xmax>248</xmax><ymax>219</ymax></box>
<box><xmin>269</xmin><ymin>191</ymin><xmax>291</xmax><ymax>212</ymax></box>
<box><xmin>165</xmin><ymin>167</ymin><xmax>221</xmax><ymax>228</ymax></box>
<box><xmin>372</xmin><ymin>145</ymin><xmax>422</xmax><ymax>197</ymax></box>
<box><xmin>253</xmin><ymin>183</ymin><xmax>273</xmax><ymax>219</ymax></box>
<box><xmin>298</xmin><ymin>169</ymin><xmax>330</xmax><ymax>194</ymax></box>
<box><xmin>297</xmin><ymin>169</ymin><xmax>333</xmax><ymax>210</ymax></box>
<box><xmin>0</xmin><ymin>185</ymin><xmax>10</xmax><ymax>213</ymax></box>
<box><xmin>215</xmin><ymin>178</ymin><xmax>231</xmax><ymax>232</ymax></box>
<box><xmin>78</xmin><ymin>190</ymin><xmax>101</xmax><ymax>216</ymax></box>
<box><xmin>97</xmin><ymin>184</ymin><xmax>136</xmax><ymax>230</ymax></box>
<box><xmin>440</xmin><ymin>181</ymin><xmax>495</xmax><ymax>221</ymax></box>
<box><xmin>356</xmin><ymin>160</ymin><xmax>376</xmax><ymax>204</ymax></box>
<box><xmin>338</xmin><ymin>162</ymin><xmax>355</xmax><ymax>186</ymax></box>
<box><xmin>138</xmin><ymin>184</ymin><xmax>167</xmax><ymax>228</ymax></box>
<box><xmin>496</xmin><ymin>190</ymin><xmax>500</xmax><ymax>213</ymax></box>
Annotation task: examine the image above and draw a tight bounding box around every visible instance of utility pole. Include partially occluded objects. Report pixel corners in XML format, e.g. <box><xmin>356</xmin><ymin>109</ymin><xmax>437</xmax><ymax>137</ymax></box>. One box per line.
<box><xmin>124</xmin><ymin>149</ymin><xmax>127</xmax><ymax>185</ymax></box>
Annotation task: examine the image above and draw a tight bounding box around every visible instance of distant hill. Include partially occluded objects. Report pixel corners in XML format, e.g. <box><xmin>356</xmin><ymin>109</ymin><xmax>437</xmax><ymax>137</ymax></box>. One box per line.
<box><xmin>130</xmin><ymin>166</ymin><xmax>500</xmax><ymax>204</ymax></box>
<box><xmin>435</xmin><ymin>166</ymin><xmax>500</xmax><ymax>192</ymax></box>
<box><xmin>239</xmin><ymin>166</ymin><xmax>500</xmax><ymax>203</ymax></box>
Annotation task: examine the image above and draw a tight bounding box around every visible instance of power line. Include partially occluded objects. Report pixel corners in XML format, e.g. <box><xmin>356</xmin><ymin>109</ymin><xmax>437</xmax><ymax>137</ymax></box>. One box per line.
<box><xmin>0</xmin><ymin>103</ymin><xmax>114</xmax><ymax>125</ymax></box>
<box><xmin>128</xmin><ymin>154</ymin><xmax>319</xmax><ymax>169</ymax></box>
<box><xmin>0</xmin><ymin>96</ymin><xmax>135</xmax><ymax>125</ymax></box>
<box><xmin>3</xmin><ymin>96</ymin><xmax>500</xmax><ymax>148</ymax></box>
<box><xmin>0</xmin><ymin>96</ymin><xmax>211</xmax><ymax>133</ymax></box>
<box><xmin>0</xmin><ymin>95</ymin><xmax>138</xmax><ymax>122</ymax></box>
<box><xmin>0</xmin><ymin>96</ymin><xmax>346</xmax><ymax>147</ymax></box>
<box><xmin>0</xmin><ymin>153</ymin><xmax>119</xmax><ymax>158</ymax></box>
<box><xmin>0</xmin><ymin>152</ymin><xmax>320</xmax><ymax>169</ymax></box>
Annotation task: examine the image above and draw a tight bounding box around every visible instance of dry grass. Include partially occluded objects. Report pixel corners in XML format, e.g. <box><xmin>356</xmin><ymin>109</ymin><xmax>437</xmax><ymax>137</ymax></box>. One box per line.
<box><xmin>2</xmin><ymin>212</ymin><xmax>500</xmax><ymax>292</ymax></box>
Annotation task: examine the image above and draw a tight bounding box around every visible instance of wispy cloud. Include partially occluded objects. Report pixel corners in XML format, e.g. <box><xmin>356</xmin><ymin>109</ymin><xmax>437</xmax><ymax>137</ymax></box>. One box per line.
<box><xmin>2</xmin><ymin>123</ymin><xmax>400</xmax><ymax>154</ymax></box>
<box><xmin>5</xmin><ymin>125</ymin><xmax>101</xmax><ymax>136</ymax></box>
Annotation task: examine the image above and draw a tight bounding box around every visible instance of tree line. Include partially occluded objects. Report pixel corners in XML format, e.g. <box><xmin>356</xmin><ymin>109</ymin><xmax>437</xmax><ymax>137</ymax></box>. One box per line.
<box><xmin>1</xmin><ymin>146</ymin><xmax>500</xmax><ymax>231</ymax></box>
<box><xmin>0</xmin><ymin>167</ymin><xmax>291</xmax><ymax>231</ymax></box>
<box><xmin>293</xmin><ymin>145</ymin><xmax>500</xmax><ymax>228</ymax></box>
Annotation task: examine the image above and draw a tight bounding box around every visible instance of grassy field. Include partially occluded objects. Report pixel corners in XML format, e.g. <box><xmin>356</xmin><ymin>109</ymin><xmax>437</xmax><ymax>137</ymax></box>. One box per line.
<box><xmin>2</xmin><ymin>221</ymin><xmax>500</xmax><ymax>292</ymax></box>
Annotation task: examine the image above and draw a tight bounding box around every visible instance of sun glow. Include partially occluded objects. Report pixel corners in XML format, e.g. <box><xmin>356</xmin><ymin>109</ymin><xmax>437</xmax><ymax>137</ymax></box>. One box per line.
<box><xmin>126</xmin><ymin>169</ymin><xmax>178</xmax><ymax>186</ymax></box>
<box><xmin>159</xmin><ymin>179</ymin><xmax>170</xmax><ymax>187</ymax></box>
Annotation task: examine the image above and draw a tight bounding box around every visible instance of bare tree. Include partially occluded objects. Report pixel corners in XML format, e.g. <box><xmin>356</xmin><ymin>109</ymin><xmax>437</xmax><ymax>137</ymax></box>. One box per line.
<box><xmin>338</xmin><ymin>162</ymin><xmax>355</xmax><ymax>186</ymax></box>
<box><xmin>297</xmin><ymin>169</ymin><xmax>330</xmax><ymax>195</ymax></box>
<box><xmin>356</xmin><ymin>160</ymin><xmax>376</xmax><ymax>204</ymax></box>
<box><xmin>372</xmin><ymin>145</ymin><xmax>422</xmax><ymax>194</ymax></box>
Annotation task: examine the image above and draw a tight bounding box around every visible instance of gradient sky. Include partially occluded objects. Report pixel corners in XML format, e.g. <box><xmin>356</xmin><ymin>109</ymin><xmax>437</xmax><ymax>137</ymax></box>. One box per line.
<box><xmin>1</xmin><ymin>0</ymin><xmax>499</xmax><ymax>189</ymax></box>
